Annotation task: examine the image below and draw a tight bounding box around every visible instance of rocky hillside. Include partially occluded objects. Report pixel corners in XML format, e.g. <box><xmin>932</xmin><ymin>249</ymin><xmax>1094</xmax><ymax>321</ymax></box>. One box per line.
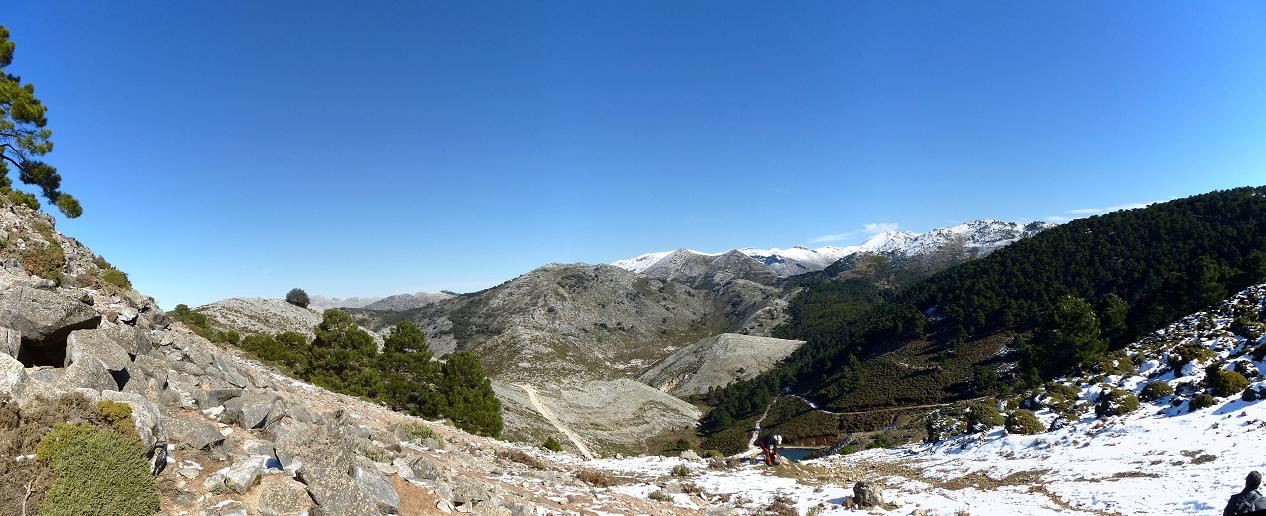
<box><xmin>195</xmin><ymin>297</ymin><xmax>384</xmax><ymax>348</ymax></box>
<box><xmin>640</xmin><ymin>333</ymin><xmax>805</xmax><ymax>397</ymax></box>
<box><xmin>343</xmin><ymin>263</ymin><xmax>791</xmax><ymax>453</ymax></box>
<box><xmin>0</xmin><ymin>201</ymin><xmax>886</xmax><ymax>516</ymax></box>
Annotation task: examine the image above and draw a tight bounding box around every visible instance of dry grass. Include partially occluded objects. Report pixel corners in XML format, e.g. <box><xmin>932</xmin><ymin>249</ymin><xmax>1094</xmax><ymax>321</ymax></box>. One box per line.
<box><xmin>575</xmin><ymin>468</ymin><xmax>617</xmax><ymax>487</ymax></box>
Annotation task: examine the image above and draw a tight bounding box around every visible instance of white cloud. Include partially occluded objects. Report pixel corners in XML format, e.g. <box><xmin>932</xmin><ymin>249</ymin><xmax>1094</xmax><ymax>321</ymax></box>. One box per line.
<box><xmin>810</xmin><ymin>232</ymin><xmax>857</xmax><ymax>243</ymax></box>
<box><xmin>1045</xmin><ymin>215</ymin><xmax>1072</xmax><ymax>223</ymax></box>
<box><xmin>863</xmin><ymin>222</ymin><xmax>900</xmax><ymax>234</ymax></box>
<box><xmin>811</xmin><ymin>222</ymin><xmax>900</xmax><ymax>243</ymax></box>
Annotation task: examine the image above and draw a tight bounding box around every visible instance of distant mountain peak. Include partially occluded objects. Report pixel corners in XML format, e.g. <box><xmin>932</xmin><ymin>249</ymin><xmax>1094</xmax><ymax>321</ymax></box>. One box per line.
<box><xmin>613</xmin><ymin>219</ymin><xmax>1054</xmax><ymax>278</ymax></box>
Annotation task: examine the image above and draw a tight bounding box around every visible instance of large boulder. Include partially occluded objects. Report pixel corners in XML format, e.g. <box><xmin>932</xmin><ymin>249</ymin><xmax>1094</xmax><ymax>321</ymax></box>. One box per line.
<box><xmin>66</xmin><ymin>329</ymin><xmax>133</xmax><ymax>372</ymax></box>
<box><xmin>0</xmin><ymin>284</ymin><xmax>101</xmax><ymax>353</ymax></box>
<box><xmin>258</xmin><ymin>477</ymin><xmax>315</xmax><ymax>516</ymax></box>
<box><xmin>1</xmin><ymin>326</ymin><xmax>19</xmax><ymax>358</ymax></box>
<box><xmin>853</xmin><ymin>480</ymin><xmax>884</xmax><ymax>508</ymax></box>
<box><xmin>102</xmin><ymin>390</ymin><xmax>163</xmax><ymax>448</ymax></box>
<box><xmin>56</xmin><ymin>352</ymin><xmax>118</xmax><ymax>392</ymax></box>
<box><xmin>162</xmin><ymin>415</ymin><xmax>226</xmax><ymax>451</ymax></box>
<box><xmin>221</xmin><ymin>391</ymin><xmax>279</xmax><ymax>429</ymax></box>
<box><xmin>0</xmin><ymin>352</ymin><xmax>28</xmax><ymax>397</ymax></box>
<box><xmin>276</xmin><ymin>423</ymin><xmax>399</xmax><ymax>515</ymax></box>
<box><xmin>353</xmin><ymin>464</ymin><xmax>401</xmax><ymax>513</ymax></box>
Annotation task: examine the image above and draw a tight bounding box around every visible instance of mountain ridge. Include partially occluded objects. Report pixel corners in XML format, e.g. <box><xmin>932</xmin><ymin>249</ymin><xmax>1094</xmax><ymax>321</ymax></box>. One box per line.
<box><xmin>614</xmin><ymin>219</ymin><xmax>1054</xmax><ymax>278</ymax></box>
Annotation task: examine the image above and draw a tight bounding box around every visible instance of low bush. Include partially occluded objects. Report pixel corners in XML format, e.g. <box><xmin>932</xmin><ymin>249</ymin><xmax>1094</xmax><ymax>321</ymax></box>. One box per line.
<box><xmin>649</xmin><ymin>490</ymin><xmax>672</xmax><ymax>502</ymax></box>
<box><xmin>1206</xmin><ymin>369</ymin><xmax>1250</xmax><ymax>398</ymax></box>
<box><xmin>36</xmin><ymin>422</ymin><xmax>160</xmax><ymax>515</ymax></box>
<box><xmin>1005</xmin><ymin>409</ymin><xmax>1044</xmax><ymax>435</ymax></box>
<box><xmin>1139</xmin><ymin>382</ymin><xmax>1174</xmax><ymax>402</ymax></box>
<box><xmin>1168</xmin><ymin>343</ymin><xmax>1216</xmax><ymax>373</ymax></box>
<box><xmin>20</xmin><ymin>241</ymin><xmax>65</xmax><ymax>284</ymax></box>
<box><xmin>671</xmin><ymin>464</ymin><xmax>692</xmax><ymax>477</ymax></box>
<box><xmin>542</xmin><ymin>436</ymin><xmax>563</xmax><ymax>452</ymax></box>
<box><xmin>1189</xmin><ymin>393</ymin><xmax>1216</xmax><ymax>411</ymax></box>
<box><xmin>575</xmin><ymin>469</ymin><xmax>617</xmax><ymax>487</ymax></box>
<box><xmin>1095</xmin><ymin>388</ymin><xmax>1140</xmax><ymax>417</ymax></box>
<box><xmin>97</xmin><ymin>399</ymin><xmax>137</xmax><ymax>438</ymax></box>
<box><xmin>495</xmin><ymin>448</ymin><xmax>546</xmax><ymax>470</ymax></box>
<box><xmin>965</xmin><ymin>401</ymin><xmax>1004</xmax><ymax>430</ymax></box>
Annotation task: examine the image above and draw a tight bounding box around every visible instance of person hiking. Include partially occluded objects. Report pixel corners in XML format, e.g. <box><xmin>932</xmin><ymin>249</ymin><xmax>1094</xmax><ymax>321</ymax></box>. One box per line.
<box><xmin>1224</xmin><ymin>470</ymin><xmax>1266</xmax><ymax>516</ymax></box>
<box><xmin>758</xmin><ymin>434</ymin><xmax>784</xmax><ymax>466</ymax></box>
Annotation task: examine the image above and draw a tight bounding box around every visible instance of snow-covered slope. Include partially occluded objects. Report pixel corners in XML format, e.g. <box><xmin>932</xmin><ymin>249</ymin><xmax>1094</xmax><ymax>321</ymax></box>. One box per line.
<box><xmin>817</xmin><ymin>282</ymin><xmax>1266</xmax><ymax>514</ymax></box>
<box><xmin>615</xmin><ymin>219</ymin><xmax>1053</xmax><ymax>277</ymax></box>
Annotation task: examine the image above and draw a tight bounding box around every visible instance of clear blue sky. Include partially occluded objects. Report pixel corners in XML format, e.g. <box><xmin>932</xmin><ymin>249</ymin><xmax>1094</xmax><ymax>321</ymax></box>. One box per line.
<box><xmin>6</xmin><ymin>1</ymin><xmax>1266</xmax><ymax>307</ymax></box>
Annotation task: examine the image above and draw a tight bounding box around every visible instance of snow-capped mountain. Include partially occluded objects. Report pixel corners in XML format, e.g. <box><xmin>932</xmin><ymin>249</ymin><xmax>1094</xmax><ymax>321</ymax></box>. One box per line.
<box><xmin>614</xmin><ymin>219</ymin><xmax>1053</xmax><ymax>278</ymax></box>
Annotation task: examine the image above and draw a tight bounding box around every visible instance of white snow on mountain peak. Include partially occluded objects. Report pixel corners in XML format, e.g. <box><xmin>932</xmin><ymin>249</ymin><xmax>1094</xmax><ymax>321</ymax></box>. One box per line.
<box><xmin>612</xmin><ymin>219</ymin><xmax>1054</xmax><ymax>277</ymax></box>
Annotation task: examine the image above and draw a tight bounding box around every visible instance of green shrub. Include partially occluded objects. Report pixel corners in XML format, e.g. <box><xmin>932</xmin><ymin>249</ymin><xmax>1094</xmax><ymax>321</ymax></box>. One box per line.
<box><xmin>699</xmin><ymin>449</ymin><xmax>725</xmax><ymax>459</ymax></box>
<box><xmin>671</xmin><ymin>464</ymin><xmax>692</xmax><ymax>477</ymax></box>
<box><xmin>542</xmin><ymin>436</ymin><xmax>563</xmax><ymax>452</ymax></box>
<box><xmin>966</xmin><ymin>401</ymin><xmax>1005</xmax><ymax>430</ymax></box>
<box><xmin>649</xmin><ymin>490</ymin><xmax>672</xmax><ymax>502</ymax></box>
<box><xmin>1139</xmin><ymin>382</ymin><xmax>1174</xmax><ymax>401</ymax></box>
<box><xmin>20</xmin><ymin>241</ymin><xmax>65</xmax><ymax>284</ymax></box>
<box><xmin>1168</xmin><ymin>343</ymin><xmax>1216</xmax><ymax>373</ymax></box>
<box><xmin>1206</xmin><ymin>369</ymin><xmax>1250</xmax><ymax>398</ymax></box>
<box><xmin>1005</xmin><ymin>410</ymin><xmax>1044</xmax><ymax>435</ymax></box>
<box><xmin>1095</xmin><ymin>388</ymin><xmax>1140</xmax><ymax>417</ymax></box>
<box><xmin>1189</xmin><ymin>393</ymin><xmax>1216</xmax><ymax>411</ymax></box>
<box><xmin>401</xmin><ymin>424</ymin><xmax>444</xmax><ymax>447</ymax></box>
<box><xmin>97</xmin><ymin>400</ymin><xmax>137</xmax><ymax>438</ymax></box>
<box><xmin>5</xmin><ymin>189</ymin><xmax>39</xmax><ymax>210</ymax></box>
<box><xmin>101</xmin><ymin>268</ymin><xmax>131</xmax><ymax>290</ymax></box>
<box><xmin>36</xmin><ymin>423</ymin><xmax>160</xmax><ymax>515</ymax></box>
<box><xmin>867</xmin><ymin>432</ymin><xmax>895</xmax><ymax>449</ymax></box>
<box><xmin>364</xmin><ymin>448</ymin><xmax>388</xmax><ymax>463</ymax></box>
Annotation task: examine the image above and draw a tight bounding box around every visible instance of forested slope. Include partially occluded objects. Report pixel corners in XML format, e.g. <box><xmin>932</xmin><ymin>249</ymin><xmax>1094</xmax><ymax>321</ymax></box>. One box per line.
<box><xmin>702</xmin><ymin>187</ymin><xmax>1266</xmax><ymax>433</ymax></box>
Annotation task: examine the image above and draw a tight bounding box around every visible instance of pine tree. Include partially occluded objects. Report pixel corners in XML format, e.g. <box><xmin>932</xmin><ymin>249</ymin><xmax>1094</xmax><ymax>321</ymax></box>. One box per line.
<box><xmin>377</xmin><ymin>322</ymin><xmax>443</xmax><ymax>417</ymax></box>
<box><xmin>439</xmin><ymin>352</ymin><xmax>503</xmax><ymax>437</ymax></box>
<box><xmin>0</xmin><ymin>26</ymin><xmax>82</xmax><ymax>217</ymax></box>
<box><xmin>1100</xmin><ymin>293</ymin><xmax>1128</xmax><ymax>344</ymax></box>
<box><xmin>1040</xmin><ymin>297</ymin><xmax>1107</xmax><ymax>373</ymax></box>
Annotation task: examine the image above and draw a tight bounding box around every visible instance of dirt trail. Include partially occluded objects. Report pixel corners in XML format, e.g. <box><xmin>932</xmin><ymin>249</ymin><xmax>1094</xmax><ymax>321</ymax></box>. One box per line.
<box><xmin>515</xmin><ymin>383</ymin><xmax>596</xmax><ymax>460</ymax></box>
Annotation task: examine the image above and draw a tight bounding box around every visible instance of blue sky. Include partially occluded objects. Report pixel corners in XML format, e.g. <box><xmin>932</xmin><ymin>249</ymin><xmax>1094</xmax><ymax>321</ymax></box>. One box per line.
<box><xmin>6</xmin><ymin>1</ymin><xmax>1266</xmax><ymax>306</ymax></box>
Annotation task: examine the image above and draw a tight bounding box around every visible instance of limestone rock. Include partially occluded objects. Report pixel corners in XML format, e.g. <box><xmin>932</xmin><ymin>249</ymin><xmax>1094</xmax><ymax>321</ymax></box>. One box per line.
<box><xmin>853</xmin><ymin>480</ymin><xmax>884</xmax><ymax>508</ymax></box>
<box><xmin>353</xmin><ymin>464</ymin><xmax>401</xmax><ymax>514</ymax></box>
<box><xmin>0</xmin><ymin>326</ymin><xmax>19</xmax><ymax>358</ymax></box>
<box><xmin>163</xmin><ymin>415</ymin><xmax>226</xmax><ymax>450</ymax></box>
<box><xmin>66</xmin><ymin>329</ymin><xmax>133</xmax><ymax>372</ymax></box>
<box><xmin>258</xmin><ymin>477</ymin><xmax>315</xmax><ymax>516</ymax></box>
<box><xmin>276</xmin><ymin>423</ymin><xmax>397</xmax><ymax>515</ymax></box>
<box><xmin>0</xmin><ymin>284</ymin><xmax>101</xmax><ymax>345</ymax></box>
<box><xmin>0</xmin><ymin>352</ymin><xmax>28</xmax><ymax>397</ymax></box>
<box><xmin>221</xmin><ymin>391</ymin><xmax>278</xmax><ymax>429</ymax></box>
<box><xmin>56</xmin><ymin>353</ymin><xmax>118</xmax><ymax>392</ymax></box>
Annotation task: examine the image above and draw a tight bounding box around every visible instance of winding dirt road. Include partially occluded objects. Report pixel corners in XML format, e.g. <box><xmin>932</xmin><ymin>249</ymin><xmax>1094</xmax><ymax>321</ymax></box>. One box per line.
<box><xmin>515</xmin><ymin>383</ymin><xmax>596</xmax><ymax>460</ymax></box>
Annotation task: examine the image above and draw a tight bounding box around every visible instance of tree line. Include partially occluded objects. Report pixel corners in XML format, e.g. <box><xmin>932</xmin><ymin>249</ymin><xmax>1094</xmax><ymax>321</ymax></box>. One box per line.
<box><xmin>172</xmin><ymin>305</ymin><xmax>503</xmax><ymax>437</ymax></box>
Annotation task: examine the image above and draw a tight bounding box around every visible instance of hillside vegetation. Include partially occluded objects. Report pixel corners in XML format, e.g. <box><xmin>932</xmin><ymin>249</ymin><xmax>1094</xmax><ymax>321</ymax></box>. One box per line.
<box><xmin>702</xmin><ymin>187</ymin><xmax>1266</xmax><ymax>436</ymax></box>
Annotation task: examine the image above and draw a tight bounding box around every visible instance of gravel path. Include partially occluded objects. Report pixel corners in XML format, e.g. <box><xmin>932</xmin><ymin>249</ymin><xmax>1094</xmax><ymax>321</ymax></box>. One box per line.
<box><xmin>516</xmin><ymin>383</ymin><xmax>596</xmax><ymax>459</ymax></box>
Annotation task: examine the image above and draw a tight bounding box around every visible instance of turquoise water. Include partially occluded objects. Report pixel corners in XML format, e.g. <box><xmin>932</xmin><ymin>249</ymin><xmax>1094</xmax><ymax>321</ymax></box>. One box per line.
<box><xmin>777</xmin><ymin>447</ymin><xmax>825</xmax><ymax>461</ymax></box>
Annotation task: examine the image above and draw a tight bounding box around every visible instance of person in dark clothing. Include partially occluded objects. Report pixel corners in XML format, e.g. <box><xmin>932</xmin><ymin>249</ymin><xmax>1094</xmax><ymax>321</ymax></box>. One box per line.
<box><xmin>758</xmin><ymin>434</ymin><xmax>783</xmax><ymax>466</ymax></box>
<box><xmin>1225</xmin><ymin>470</ymin><xmax>1266</xmax><ymax>516</ymax></box>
